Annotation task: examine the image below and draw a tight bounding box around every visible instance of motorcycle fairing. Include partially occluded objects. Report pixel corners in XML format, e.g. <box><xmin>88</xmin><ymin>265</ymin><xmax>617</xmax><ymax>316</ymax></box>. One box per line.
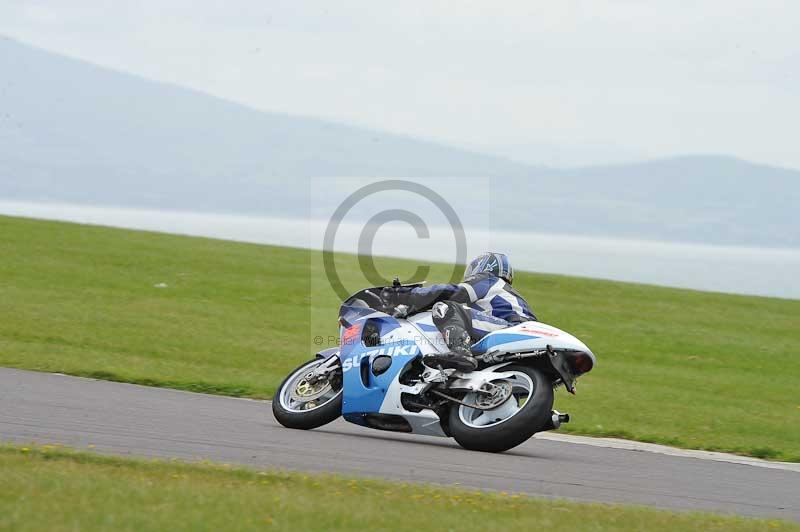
<box><xmin>472</xmin><ymin>321</ymin><xmax>596</xmax><ymax>391</ymax></box>
<box><xmin>473</xmin><ymin>321</ymin><xmax>595</xmax><ymax>360</ymax></box>
<box><xmin>338</xmin><ymin>314</ymin><xmax>447</xmax><ymax>437</ymax></box>
<box><xmin>471</xmin><ymin>332</ymin><xmax>541</xmax><ymax>354</ymax></box>
<box><xmin>339</xmin><ymin>337</ymin><xmax>419</xmax><ymax>415</ymax></box>
<box><xmin>405</xmin><ymin>311</ymin><xmax>445</xmax><ymax>351</ymax></box>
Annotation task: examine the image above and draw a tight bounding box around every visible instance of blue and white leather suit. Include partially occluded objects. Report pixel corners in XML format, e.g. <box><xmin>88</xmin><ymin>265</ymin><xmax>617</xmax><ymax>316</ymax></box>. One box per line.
<box><xmin>395</xmin><ymin>272</ymin><xmax>537</xmax><ymax>341</ymax></box>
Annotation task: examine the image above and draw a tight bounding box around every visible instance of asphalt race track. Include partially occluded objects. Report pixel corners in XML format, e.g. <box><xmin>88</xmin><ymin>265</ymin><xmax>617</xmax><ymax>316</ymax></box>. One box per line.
<box><xmin>1</xmin><ymin>368</ymin><xmax>798</xmax><ymax>521</ymax></box>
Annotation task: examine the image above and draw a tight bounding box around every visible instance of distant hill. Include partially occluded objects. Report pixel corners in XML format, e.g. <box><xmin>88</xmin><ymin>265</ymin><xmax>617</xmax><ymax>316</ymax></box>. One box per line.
<box><xmin>0</xmin><ymin>37</ymin><xmax>533</xmax><ymax>215</ymax></box>
<box><xmin>1</xmin><ymin>37</ymin><xmax>798</xmax><ymax>247</ymax></box>
<box><xmin>505</xmin><ymin>155</ymin><xmax>800</xmax><ymax>246</ymax></box>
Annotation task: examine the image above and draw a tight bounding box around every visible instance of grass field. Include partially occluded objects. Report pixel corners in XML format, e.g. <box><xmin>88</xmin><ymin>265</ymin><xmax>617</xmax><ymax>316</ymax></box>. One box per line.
<box><xmin>1</xmin><ymin>445</ymin><xmax>796</xmax><ymax>532</ymax></box>
<box><xmin>0</xmin><ymin>215</ymin><xmax>799</xmax><ymax>461</ymax></box>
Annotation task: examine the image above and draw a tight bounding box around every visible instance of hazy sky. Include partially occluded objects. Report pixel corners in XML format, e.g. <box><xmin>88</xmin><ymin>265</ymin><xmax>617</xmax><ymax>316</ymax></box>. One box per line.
<box><xmin>3</xmin><ymin>1</ymin><xmax>799</xmax><ymax>168</ymax></box>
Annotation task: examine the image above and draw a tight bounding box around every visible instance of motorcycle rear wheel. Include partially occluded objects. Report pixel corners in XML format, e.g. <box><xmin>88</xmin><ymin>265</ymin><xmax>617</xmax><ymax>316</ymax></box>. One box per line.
<box><xmin>448</xmin><ymin>365</ymin><xmax>553</xmax><ymax>453</ymax></box>
<box><xmin>272</xmin><ymin>358</ymin><xmax>342</xmax><ymax>430</ymax></box>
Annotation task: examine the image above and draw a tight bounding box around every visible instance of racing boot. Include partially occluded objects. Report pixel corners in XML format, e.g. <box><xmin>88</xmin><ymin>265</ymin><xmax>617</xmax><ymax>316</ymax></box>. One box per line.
<box><xmin>423</xmin><ymin>325</ymin><xmax>478</xmax><ymax>372</ymax></box>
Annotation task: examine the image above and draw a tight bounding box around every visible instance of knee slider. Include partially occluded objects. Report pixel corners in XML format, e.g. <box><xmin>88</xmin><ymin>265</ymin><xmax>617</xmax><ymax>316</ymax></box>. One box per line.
<box><xmin>432</xmin><ymin>301</ymin><xmax>451</xmax><ymax>323</ymax></box>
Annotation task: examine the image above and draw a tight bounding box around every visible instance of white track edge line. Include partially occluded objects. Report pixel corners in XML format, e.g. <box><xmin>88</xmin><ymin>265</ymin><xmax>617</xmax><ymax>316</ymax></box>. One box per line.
<box><xmin>534</xmin><ymin>432</ymin><xmax>800</xmax><ymax>473</ymax></box>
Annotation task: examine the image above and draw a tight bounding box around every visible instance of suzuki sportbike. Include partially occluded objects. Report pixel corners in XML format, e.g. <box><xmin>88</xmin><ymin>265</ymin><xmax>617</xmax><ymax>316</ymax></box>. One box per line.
<box><xmin>273</xmin><ymin>281</ymin><xmax>596</xmax><ymax>452</ymax></box>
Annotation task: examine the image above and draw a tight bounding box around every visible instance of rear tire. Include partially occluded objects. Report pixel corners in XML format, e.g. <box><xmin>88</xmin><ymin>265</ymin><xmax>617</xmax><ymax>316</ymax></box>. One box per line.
<box><xmin>272</xmin><ymin>358</ymin><xmax>342</xmax><ymax>430</ymax></box>
<box><xmin>448</xmin><ymin>365</ymin><xmax>553</xmax><ymax>453</ymax></box>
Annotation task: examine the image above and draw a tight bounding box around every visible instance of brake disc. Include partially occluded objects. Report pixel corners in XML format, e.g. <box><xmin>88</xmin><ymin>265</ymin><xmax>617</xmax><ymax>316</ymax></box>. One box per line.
<box><xmin>473</xmin><ymin>381</ymin><xmax>513</xmax><ymax>409</ymax></box>
<box><xmin>289</xmin><ymin>371</ymin><xmax>332</xmax><ymax>403</ymax></box>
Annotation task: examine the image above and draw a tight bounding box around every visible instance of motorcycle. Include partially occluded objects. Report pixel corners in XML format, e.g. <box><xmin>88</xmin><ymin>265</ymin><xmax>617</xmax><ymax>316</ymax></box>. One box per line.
<box><xmin>272</xmin><ymin>280</ymin><xmax>596</xmax><ymax>452</ymax></box>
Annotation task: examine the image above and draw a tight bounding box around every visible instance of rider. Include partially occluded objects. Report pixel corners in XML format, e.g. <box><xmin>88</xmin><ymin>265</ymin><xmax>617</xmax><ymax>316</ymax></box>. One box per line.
<box><xmin>384</xmin><ymin>252</ymin><xmax>537</xmax><ymax>371</ymax></box>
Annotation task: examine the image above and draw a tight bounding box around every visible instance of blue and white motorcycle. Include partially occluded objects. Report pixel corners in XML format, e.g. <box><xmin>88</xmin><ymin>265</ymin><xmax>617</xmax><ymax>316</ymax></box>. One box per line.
<box><xmin>273</xmin><ymin>281</ymin><xmax>596</xmax><ymax>452</ymax></box>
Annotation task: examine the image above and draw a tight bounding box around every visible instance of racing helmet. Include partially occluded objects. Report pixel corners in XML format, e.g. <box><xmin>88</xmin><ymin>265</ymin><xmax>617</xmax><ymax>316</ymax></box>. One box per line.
<box><xmin>463</xmin><ymin>252</ymin><xmax>514</xmax><ymax>284</ymax></box>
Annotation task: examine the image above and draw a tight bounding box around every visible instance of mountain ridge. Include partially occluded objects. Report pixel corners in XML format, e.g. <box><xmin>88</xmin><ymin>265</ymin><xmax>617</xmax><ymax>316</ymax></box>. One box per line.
<box><xmin>1</xmin><ymin>37</ymin><xmax>798</xmax><ymax>247</ymax></box>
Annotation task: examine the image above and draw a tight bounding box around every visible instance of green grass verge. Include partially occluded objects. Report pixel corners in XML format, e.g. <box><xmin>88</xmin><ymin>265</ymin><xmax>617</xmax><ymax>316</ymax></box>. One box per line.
<box><xmin>1</xmin><ymin>215</ymin><xmax>799</xmax><ymax>461</ymax></box>
<box><xmin>1</xmin><ymin>445</ymin><xmax>796</xmax><ymax>532</ymax></box>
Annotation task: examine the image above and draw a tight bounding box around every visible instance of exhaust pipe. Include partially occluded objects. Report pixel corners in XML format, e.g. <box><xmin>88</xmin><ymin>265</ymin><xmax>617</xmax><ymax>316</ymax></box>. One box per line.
<box><xmin>545</xmin><ymin>410</ymin><xmax>570</xmax><ymax>430</ymax></box>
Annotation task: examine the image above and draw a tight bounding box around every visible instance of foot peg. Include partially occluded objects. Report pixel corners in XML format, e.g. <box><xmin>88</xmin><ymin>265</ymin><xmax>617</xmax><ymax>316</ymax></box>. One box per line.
<box><xmin>420</xmin><ymin>366</ymin><xmax>451</xmax><ymax>383</ymax></box>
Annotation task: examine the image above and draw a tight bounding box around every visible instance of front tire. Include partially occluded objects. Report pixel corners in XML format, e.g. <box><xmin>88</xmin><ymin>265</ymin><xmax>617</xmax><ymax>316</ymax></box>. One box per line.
<box><xmin>272</xmin><ymin>358</ymin><xmax>342</xmax><ymax>430</ymax></box>
<box><xmin>449</xmin><ymin>365</ymin><xmax>553</xmax><ymax>453</ymax></box>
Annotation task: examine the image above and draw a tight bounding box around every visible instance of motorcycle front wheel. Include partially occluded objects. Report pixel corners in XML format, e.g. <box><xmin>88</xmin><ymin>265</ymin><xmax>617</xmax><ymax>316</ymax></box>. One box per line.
<box><xmin>272</xmin><ymin>358</ymin><xmax>342</xmax><ymax>430</ymax></box>
<box><xmin>448</xmin><ymin>365</ymin><xmax>553</xmax><ymax>453</ymax></box>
